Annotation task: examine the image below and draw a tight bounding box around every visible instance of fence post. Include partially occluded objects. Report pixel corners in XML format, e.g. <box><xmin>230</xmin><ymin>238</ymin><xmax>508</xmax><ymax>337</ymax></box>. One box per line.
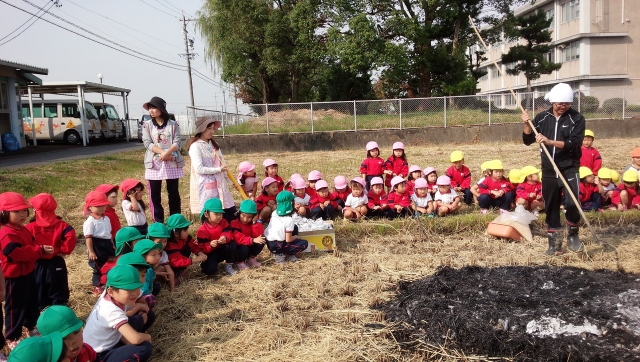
<box><xmin>354</xmin><ymin>101</ymin><xmax>357</xmax><ymax>131</ymax></box>
<box><xmin>399</xmin><ymin>99</ymin><xmax>403</xmax><ymax>130</ymax></box>
<box><xmin>443</xmin><ymin>97</ymin><xmax>447</xmax><ymax>128</ymax></box>
<box><xmin>310</xmin><ymin>102</ymin><xmax>314</xmax><ymax>133</ymax></box>
<box><xmin>266</xmin><ymin>103</ymin><xmax>270</xmax><ymax>135</ymax></box>
<box><xmin>623</xmin><ymin>89</ymin><xmax>626</xmax><ymax>119</ymax></box>
<box><xmin>222</xmin><ymin>108</ymin><xmax>226</xmax><ymax>138</ymax></box>
<box><xmin>578</xmin><ymin>91</ymin><xmax>581</xmax><ymax>113</ymax></box>
<box><xmin>488</xmin><ymin>95</ymin><xmax>491</xmax><ymax>126</ymax></box>
<box><xmin>532</xmin><ymin>93</ymin><xmax>535</xmax><ymax>115</ymax></box>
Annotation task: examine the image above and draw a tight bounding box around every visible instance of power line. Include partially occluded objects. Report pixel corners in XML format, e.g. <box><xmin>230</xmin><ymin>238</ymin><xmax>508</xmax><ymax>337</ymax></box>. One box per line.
<box><xmin>156</xmin><ymin>0</ymin><xmax>186</xmax><ymax>16</ymax></box>
<box><xmin>0</xmin><ymin>0</ymin><xmax>56</xmax><ymax>45</ymax></box>
<box><xmin>138</xmin><ymin>0</ymin><xmax>178</xmax><ymax>18</ymax></box>
<box><xmin>154</xmin><ymin>0</ymin><xmax>183</xmax><ymax>17</ymax></box>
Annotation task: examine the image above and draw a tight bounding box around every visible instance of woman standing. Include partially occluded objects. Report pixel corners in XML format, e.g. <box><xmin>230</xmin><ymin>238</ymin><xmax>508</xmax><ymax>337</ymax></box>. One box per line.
<box><xmin>141</xmin><ymin>96</ymin><xmax>184</xmax><ymax>223</ymax></box>
<box><xmin>187</xmin><ymin>116</ymin><xmax>236</xmax><ymax>222</ymax></box>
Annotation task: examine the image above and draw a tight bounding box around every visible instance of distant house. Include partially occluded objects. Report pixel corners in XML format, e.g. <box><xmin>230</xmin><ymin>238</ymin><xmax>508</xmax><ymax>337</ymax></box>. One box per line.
<box><xmin>0</xmin><ymin>59</ymin><xmax>48</xmax><ymax>150</ymax></box>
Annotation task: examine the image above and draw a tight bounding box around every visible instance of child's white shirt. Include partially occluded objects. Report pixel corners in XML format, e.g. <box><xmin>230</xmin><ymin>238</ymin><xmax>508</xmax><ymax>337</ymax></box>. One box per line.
<box><xmin>477</xmin><ymin>176</ymin><xmax>486</xmax><ymax>185</ymax></box>
<box><xmin>240</xmin><ymin>175</ymin><xmax>258</xmax><ymax>192</ymax></box>
<box><xmin>264</xmin><ymin>213</ymin><xmax>295</xmax><ymax>242</ymax></box>
<box><xmin>411</xmin><ymin>193</ymin><xmax>433</xmax><ymax>208</ymax></box>
<box><xmin>294</xmin><ymin>193</ymin><xmax>311</xmax><ymax>206</ymax></box>
<box><xmin>435</xmin><ymin>189</ymin><xmax>459</xmax><ymax>205</ymax></box>
<box><xmin>345</xmin><ymin>194</ymin><xmax>368</xmax><ymax>208</ymax></box>
<box><xmin>83</xmin><ymin>294</ymin><xmax>129</xmax><ymax>353</ymax></box>
<box><xmin>601</xmin><ymin>183</ymin><xmax>616</xmax><ymax>192</ymax></box>
<box><xmin>83</xmin><ymin>215</ymin><xmax>112</xmax><ymax>239</ymax></box>
<box><xmin>122</xmin><ymin>200</ymin><xmax>147</xmax><ymax>226</ymax></box>
<box><xmin>160</xmin><ymin>250</ymin><xmax>169</xmax><ymax>264</ymax></box>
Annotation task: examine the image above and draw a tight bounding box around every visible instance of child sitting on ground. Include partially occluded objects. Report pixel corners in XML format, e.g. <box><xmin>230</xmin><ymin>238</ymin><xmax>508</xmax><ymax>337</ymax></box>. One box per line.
<box><xmin>121</xmin><ymin>179</ymin><xmax>148</xmax><ymax>235</ymax></box>
<box><xmin>36</xmin><ymin>305</ymin><xmax>97</xmax><ymax>362</ymax></box>
<box><xmin>231</xmin><ymin>200</ymin><xmax>266</xmax><ymax>269</ymax></box>
<box><xmin>6</xmin><ymin>332</ymin><xmax>64</xmax><ymax>362</ymax></box>
<box><xmin>133</xmin><ymin>239</ymin><xmax>163</xmax><ymax>299</ymax></box>
<box><xmin>331</xmin><ymin>175</ymin><xmax>351</xmax><ymax>216</ymax></box>
<box><xmin>98</xmin><ymin>227</ymin><xmax>144</xmax><ymax>293</ymax></box>
<box><xmin>255</xmin><ymin>177</ymin><xmax>279</xmax><ymax>223</ymax></box>
<box><xmin>434</xmin><ymin>176</ymin><xmax>462</xmax><ymax>216</ymax></box>
<box><xmin>237</xmin><ymin>161</ymin><xmax>258</xmax><ymax>200</ymax></box>
<box><xmin>116</xmin><ymin>253</ymin><xmax>156</xmax><ymax>332</ymax></box>
<box><xmin>197</xmin><ymin>198</ymin><xmax>237</xmax><ymax>275</ymax></box>
<box><xmin>515</xmin><ymin>166</ymin><xmax>544</xmax><ymax>216</ymax></box>
<box><xmin>147</xmin><ymin>223</ymin><xmax>176</xmax><ymax>292</ymax></box>
<box><xmin>264</xmin><ymin>191</ymin><xmax>309</xmax><ymax>264</ymax></box>
<box><xmin>164</xmin><ymin>214</ymin><xmax>207</xmax><ymax>280</ymax></box>
<box><xmin>623</xmin><ymin>147</ymin><xmax>640</xmax><ymax>181</ymax></box>
<box><xmin>423</xmin><ymin>167</ymin><xmax>439</xmax><ymax>200</ymax></box>
<box><xmin>478</xmin><ymin>160</ymin><xmax>513</xmax><ymax>214</ymax></box>
<box><xmin>366</xmin><ymin>177</ymin><xmax>388</xmax><ymax>218</ymax></box>
<box><xmin>306</xmin><ymin>170</ymin><xmax>322</xmax><ymax>199</ymax></box>
<box><xmin>406</xmin><ymin>165</ymin><xmax>422</xmax><ymax>195</ymax></box>
<box><xmin>580</xmin><ymin>129</ymin><xmax>602</xmax><ymax>174</ymax></box>
<box><xmin>410</xmin><ymin>178</ymin><xmax>434</xmax><ymax>218</ymax></box>
<box><xmin>291</xmin><ymin>177</ymin><xmax>311</xmax><ymax>216</ymax></box>
<box><xmin>610</xmin><ymin>170</ymin><xmax>640</xmax><ymax>211</ymax></box>
<box><xmin>596</xmin><ymin>168</ymin><xmax>616</xmax><ymax>209</ymax></box>
<box><xmin>343</xmin><ymin>177</ymin><xmax>368</xmax><ymax>220</ymax></box>
<box><xmin>310</xmin><ymin>180</ymin><xmax>336</xmax><ymax>220</ymax></box>
<box><xmin>385</xmin><ymin>176</ymin><xmax>411</xmax><ymax>219</ymax></box>
<box><xmin>83</xmin><ymin>191</ymin><xmax>114</xmax><ymax>293</ymax></box>
<box><xmin>446</xmin><ymin>151</ymin><xmax>473</xmax><ymax>205</ymax></box>
<box><xmin>578</xmin><ymin>167</ymin><xmax>601</xmax><ymax>211</ymax></box>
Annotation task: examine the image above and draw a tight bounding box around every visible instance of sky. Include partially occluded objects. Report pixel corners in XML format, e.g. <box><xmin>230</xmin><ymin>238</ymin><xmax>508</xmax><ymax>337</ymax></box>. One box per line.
<box><xmin>0</xmin><ymin>0</ymin><xmax>232</xmax><ymax>120</ymax></box>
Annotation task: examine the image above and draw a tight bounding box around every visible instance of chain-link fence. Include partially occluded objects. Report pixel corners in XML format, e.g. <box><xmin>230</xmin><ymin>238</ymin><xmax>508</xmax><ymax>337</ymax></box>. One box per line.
<box><xmin>187</xmin><ymin>88</ymin><xmax>637</xmax><ymax>136</ymax></box>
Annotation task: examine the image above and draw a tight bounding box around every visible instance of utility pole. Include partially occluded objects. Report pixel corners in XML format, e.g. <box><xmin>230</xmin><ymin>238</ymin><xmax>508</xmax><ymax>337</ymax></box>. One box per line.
<box><xmin>180</xmin><ymin>12</ymin><xmax>196</xmax><ymax>107</ymax></box>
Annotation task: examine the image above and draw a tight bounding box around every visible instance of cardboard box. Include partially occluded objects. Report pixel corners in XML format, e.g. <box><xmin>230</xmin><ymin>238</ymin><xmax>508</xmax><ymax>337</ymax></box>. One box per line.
<box><xmin>298</xmin><ymin>228</ymin><xmax>336</xmax><ymax>252</ymax></box>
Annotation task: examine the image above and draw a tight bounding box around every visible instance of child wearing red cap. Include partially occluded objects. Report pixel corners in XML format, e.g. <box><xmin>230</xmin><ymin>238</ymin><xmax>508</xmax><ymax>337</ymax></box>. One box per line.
<box><xmin>121</xmin><ymin>179</ymin><xmax>148</xmax><ymax>235</ymax></box>
<box><xmin>310</xmin><ymin>180</ymin><xmax>337</xmax><ymax>220</ymax></box>
<box><xmin>255</xmin><ymin>177</ymin><xmax>280</xmax><ymax>223</ymax></box>
<box><xmin>95</xmin><ymin>184</ymin><xmax>122</xmax><ymax>237</ymax></box>
<box><xmin>384</xmin><ymin>142</ymin><xmax>409</xmax><ymax>192</ymax></box>
<box><xmin>360</xmin><ymin>142</ymin><xmax>385</xmax><ymax>191</ymax></box>
<box><xmin>263</xmin><ymin>159</ymin><xmax>284</xmax><ymax>192</ymax></box>
<box><xmin>366</xmin><ymin>177</ymin><xmax>388</xmax><ymax>218</ymax></box>
<box><xmin>237</xmin><ymin>161</ymin><xmax>258</xmax><ymax>200</ymax></box>
<box><xmin>331</xmin><ymin>175</ymin><xmax>351</xmax><ymax>216</ymax></box>
<box><xmin>83</xmin><ymin>190</ymin><xmax>115</xmax><ymax>290</ymax></box>
<box><xmin>25</xmin><ymin>193</ymin><xmax>77</xmax><ymax>311</ymax></box>
<box><xmin>0</xmin><ymin>192</ymin><xmax>54</xmax><ymax>349</ymax></box>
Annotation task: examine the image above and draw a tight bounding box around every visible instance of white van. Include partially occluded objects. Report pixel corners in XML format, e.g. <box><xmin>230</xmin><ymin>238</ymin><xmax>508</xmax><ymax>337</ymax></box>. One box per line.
<box><xmin>93</xmin><ymin>102</ymin><xmax>124</xmax><ymax>139</ymax></box>
<box><xmin>21</xmin><ymin>99</ymin><xmax>102</xmax><ymax>144</ymax></box>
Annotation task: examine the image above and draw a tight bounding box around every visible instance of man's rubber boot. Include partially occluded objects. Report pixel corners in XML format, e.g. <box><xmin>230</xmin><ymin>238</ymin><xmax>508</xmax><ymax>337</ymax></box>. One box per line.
<box><xmin>545</xmin><ymin>232</ymin><xmax>562</xmax><ymax>255</ymax></box>
<box><xmin>567</xmin><ymin>225</ymin><xmax>583</xmax><ymax>252</ymax></box>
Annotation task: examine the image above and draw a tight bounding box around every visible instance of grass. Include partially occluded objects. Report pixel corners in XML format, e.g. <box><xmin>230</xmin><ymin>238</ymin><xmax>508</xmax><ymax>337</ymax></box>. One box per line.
<box><xmin>2</xmin><ymin>137</ymin><xmax>640</xmax><ymax>361</ymax></box>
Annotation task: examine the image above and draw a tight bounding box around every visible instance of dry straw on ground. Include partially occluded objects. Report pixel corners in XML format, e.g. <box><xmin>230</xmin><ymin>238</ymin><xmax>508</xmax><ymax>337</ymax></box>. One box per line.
<box><xmin>4</xmin><ymin>137</ymin><xmax>640</xmax><ymax>361</ymax></box>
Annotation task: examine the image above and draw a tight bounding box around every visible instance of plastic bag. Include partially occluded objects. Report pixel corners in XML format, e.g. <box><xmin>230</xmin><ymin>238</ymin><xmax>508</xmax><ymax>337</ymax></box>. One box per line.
<box><xmin>493</xmin><ymin>205</ymin><xmax>538</xmax><ymax>225</ymax></box>
<box><xmin>1</xmin><ymin>133</ymin><xmax>20</xmax><ymax>152</ymax></box>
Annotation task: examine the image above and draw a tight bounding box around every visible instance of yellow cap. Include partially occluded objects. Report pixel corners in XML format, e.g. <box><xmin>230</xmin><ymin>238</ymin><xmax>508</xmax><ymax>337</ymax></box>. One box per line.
<box><xmin>579</xmin><ymin>166</ymin><xmax>594</xmax><ymax>179</ymax></box>
<box><xmin>488</xmin><ymin>159</ymin><xmax>503</xmax><ymax>170</ymax></box>
<box><xmin>508</xmin><ymin>169</ymin><xmax>521</xmax><ymax>183</ymax></box>
<box><xmin>597</xmin><ymin>167</ymin><xmax>612</xmax><ymax>179</ymax></box>
<box><xmin>480</xmin><ymin>161</ymin><xmax>492</xmax><ymax>172</ymax></box>
<box><xmin>450</xmin><ymin>150</ymin><xmax>464</xmax><ymax>162</ymax></box>
<box><xmin>538</xmin><ymin>171</ymin><xmax>542</xmax><ymax>179</ymax></box>
<box><xmin>519</xmin><ymin>166</ymin><xmax>541</xmax><ymax>182</ymax></box>
<box><xmin>622</xmin><ymin>169</ymin><xmax>639</xmax><ymax>183</ymax></box>
<box><xmin>611</xmin><ymin>170</ymin><xmax>620</xmax><ymax>184</ymax></box>
<box><xmin>584</xmin><ymin>129</ymin><xmax>595</xmax><ymax>138</ymax></box>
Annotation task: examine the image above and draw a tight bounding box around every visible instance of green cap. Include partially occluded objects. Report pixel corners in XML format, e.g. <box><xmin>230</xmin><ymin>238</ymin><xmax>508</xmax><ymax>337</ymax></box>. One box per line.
<box><xmin>115</xmin><ymin>227</ymin><xmax>143</xmax><ymax>256</ymax></box>
<box><xmin>239</xmin><ymin>199</ymin><xmax>257</xmax><ymax>214</ymax></box>
<box><xmin>276</xmin><ymin>191</ymin><xmax>294</xmax><ymax>216</ymax></box>
<box><xmin>166</xmin><ymin>213</ymin><xmax>191</xmax><ymax>230</ymax></box>
<box><xmin>117</xmin><ymin>252</ymin><xmax>150</xmax><ymax>269</ymax></box>
<box><xmin>36</xmin><ymin>306</ymin><xmax>83</xmax><ymax>338</ymax></box>
<box><xmin>133</xmin><ymin>238</ymin><xmax>163</xmax><ymax>255</ymax></box>
<box><xmin>105</xmin><ymin>265</ymin><xmax>143</xmax><ymax>290</ymax></box>
<box><xmin>8</xmin><ymin>332</ymin><xmax>64</xmax><ymax>362</ymax></box>
<box><xmin>200</xmin><ymin>198</ymin><xmax>224</xmax><ymax>219</ymax></box>
<box><xmin>147</xmin><ymin>222</ymin><xmax>170</xmax><ymax>238</ymax></box>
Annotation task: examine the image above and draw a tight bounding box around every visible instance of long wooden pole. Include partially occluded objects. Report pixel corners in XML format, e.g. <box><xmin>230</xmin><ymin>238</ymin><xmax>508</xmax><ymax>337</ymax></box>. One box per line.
<box><xmin>468</xmin><ymin>16</ymin><xmax>599</xmax><ymax>246</ymax></box>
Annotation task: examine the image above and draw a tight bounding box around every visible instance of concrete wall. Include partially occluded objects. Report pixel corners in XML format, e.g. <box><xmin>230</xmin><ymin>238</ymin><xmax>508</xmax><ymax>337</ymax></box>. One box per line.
<box><xmin>215</xmin><ymin>118</ymin><xmax>640</xmax><ymax>154</ymax></box>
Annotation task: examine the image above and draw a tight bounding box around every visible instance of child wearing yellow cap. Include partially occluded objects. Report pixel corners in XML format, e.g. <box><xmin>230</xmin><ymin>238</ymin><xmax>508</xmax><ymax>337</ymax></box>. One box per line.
<box><xmin>578</xmin><ymin>167</ymin><xmax>601</xmax><ymax>211</ymax></box>
<box><xmin>445</xmin><ymin>151</ymin><xmax>473</xmax><ymax>205</ymax></box>
<box><xmin>596</xmin><ymin>168</ymin><xmax>616</xmax><ymax>209</ymax></box>
<box><xmin>611</xmin><ymin>170</ymin><xmax>640</xmax><ymax>211</ymax></box>
<box><xmin>515</xmin><ymin>166</ymin><xmax>544</xmax><ymax>216</ymax></box>
<box><xmin>580</xmin><ymin>129</ymin><xmax>602</xmax><ymax>174</ymax></box>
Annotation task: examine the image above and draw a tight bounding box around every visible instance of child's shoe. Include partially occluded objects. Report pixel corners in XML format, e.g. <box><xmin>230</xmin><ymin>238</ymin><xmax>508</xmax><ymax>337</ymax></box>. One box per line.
<box><xmin>235</xmin><ymin>262</ymin><xmax>249</xmax><ymax>271</ymax></box>
<box><xmin>285</xmin><ymin>254</ymin><xmax>299</xmax><ymax>262</ymax></box>
<box><xmin>273</xmin><ymin>253</ymin><xmax>286</xmax><ymax>264</ymax></box>
<box><xmin>427</xmin><ymin>213</ymin><xmax>435</xmax><ymax>218</ymax></box>
<box><xmin>223</xmin><ymin>263</ymin><xmax>237</xmax><ymax>275</ymax></box>
<box><xmin>246</xmin><ymin>257</ymin><xmax>262</xmax><ymax>268</ymax></box>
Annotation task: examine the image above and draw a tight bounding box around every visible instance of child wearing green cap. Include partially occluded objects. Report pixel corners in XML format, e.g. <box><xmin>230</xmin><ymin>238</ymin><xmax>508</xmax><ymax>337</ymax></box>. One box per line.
<box><xmin>264</xmin><ymin>191</ymin><xmax>308</xmax><ymax>264</ymax></box>
<box><xmin>83</xmin><ymin>265</ymin><xmax>153</xmax><ymax>362</ymax></box>
<box><xmin>97</xmin><ymin>227</ymin><xmax>144</xmax><ymax>295</ymax></box>
<box><xmin>196</xmin><ymin>198</ymin><xmax>237</xmax><ymax>275</ymax></box>
<box><xmin>147</xmin><ymin>222</ymin><xmax>176</xmax><ymax>292</ymax></box>
<box><xmin>36</xmin><ymin>305</ymin><xmax>97</xmax><ymax>362</ymax></box>
<box><xmin>164</xmin><ymin>214</ymin><xmax>207</xmax><ymax>279</ymax></box>
<box><xmin>133</xmin><ymin>239</ymin><xmax>163</xmax><ymax>303</ymax></box>
<box><xmin>230</xmin><ymin>200</ymin><xmax>266</xmax><ymax>269</ymax></box>
<box><xmin>116</xmin><ymin>253</ymin><xmax>156</xmax><ymax>334</ymax></box>
<box><xmin>6</xmin><ymin>332</ymin><xmax>63</xmax><ymax>362</ymax></box>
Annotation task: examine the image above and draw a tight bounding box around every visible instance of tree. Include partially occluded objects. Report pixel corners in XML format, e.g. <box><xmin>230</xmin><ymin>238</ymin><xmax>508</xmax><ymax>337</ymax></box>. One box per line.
<box><xmin>501</xmin><ymin>11</ymin><xmax>562</xmax><ymax>92</ymax></box>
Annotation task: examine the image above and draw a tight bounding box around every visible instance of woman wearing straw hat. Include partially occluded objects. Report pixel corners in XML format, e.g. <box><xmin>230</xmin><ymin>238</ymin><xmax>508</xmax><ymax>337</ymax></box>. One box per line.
<box><xmin>141</xmin><ymin>96</ymin><xmax>184</xmax><ymax>223</ymax></box>
<box><xmin>521</xmin><ymin>83</ymin><xmax>585</xmax><ymax>255</ymax></box>
<box><xmin>186</xmin><ymin>116</ymin><xmax>236</xmax><ymax>222</ymax></box>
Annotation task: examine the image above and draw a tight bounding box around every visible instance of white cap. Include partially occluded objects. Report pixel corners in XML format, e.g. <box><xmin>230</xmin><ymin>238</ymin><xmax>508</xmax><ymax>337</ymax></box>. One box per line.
<box><xmin>544</xmin><ymin>83</ymin><xmax>574</xmax><ymax>103</ymax></box>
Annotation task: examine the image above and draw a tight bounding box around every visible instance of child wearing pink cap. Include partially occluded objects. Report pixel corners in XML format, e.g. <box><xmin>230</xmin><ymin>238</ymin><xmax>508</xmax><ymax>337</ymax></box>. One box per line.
<box><xmin>306</xmin><ymin>170</ymin><xmax>322</xmax><ymax>199</ymax></box>
<box><xmin>331</xmin><ymin>175</ymin><xmax>351</xmax><ymax>216</ymax></box>
<box><xmin>292</xmin><ymin>177</ymin><xmax>311</xmax><ymax>216</ymax></box>
<box><xmin>360</xmin><ymin>141</ymin><xmax>385</xmax><ymax>191</ymax></box>
<box><xmin>343</xmin><ymin>177</ymin><xmax>368</xmax><ymax>220</ymax></box>
<box><xmin>385</xmin><ymin>176</ymin><xmax>411</xmax><ymax>218</ymax></box>
<box><xmin>255</xmin><ymin>177</ymin><xmax>280</xmax><ymax>222</ymax></box>
<box><xmin>423</xmin><ymin>167</ymin><xmax>439</xmax><ymax>200</ymax></box>
<box><xmin>406</xmin><ymin>165</ymin><xmax>422</xmax><ymax>195</ymax></box>
<box><xmin>384</xmin><ymin>142</ymin><xmax>409</xmax><ymax>192</ymax></box>
<box><xmin>410</xmin><ymin>178</ymin><xmax>434</xmax><ymax>218</ymax></box>
<box><xmin>263</xmin><ymin>159</ymin><xmax>284</xmax><ymax>192</ymax></box>
<box><xmin>434</xmin><ymin>176</ymin><xmax>462</xmax><ymax>216</ymax></box>
<box><xmin>0</xmin><ymin>192</ymin><xmax>55</xmax><ymax>349</ymax></box>
<box><xmin>237</xmin><ymin>161</ymin><xmax>258</xmax><ymax>200</ymax></box>
<box><xmin>366</xmin><ymin>177</ymin><xmax>388</xmax><ymax>218</ymax></box>
<box><xmin>83</xmin><ymin>191</ymin><xmax>115</xmax><ymax>290</ymax></box>
<box><xmin>25</xmin><ymin>193</ymin><xmax>77</xmax><ymax>311</ymax></box>
<box><xmin>310</xmin><ymin>180</ymin><xmax>337</xmax><ymax>220</ymax></box>
<box><xmin>284</xmin><ymin>173</ymin><xmax>303</xmax><ymax>192</ymax></box>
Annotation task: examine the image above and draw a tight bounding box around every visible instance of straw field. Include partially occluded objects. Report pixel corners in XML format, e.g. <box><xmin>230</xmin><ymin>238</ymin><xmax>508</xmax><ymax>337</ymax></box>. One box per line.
<box><xmin>1</xmin><ymin>137</ymin><xmax>640</xmax><ymax>361</ymax></box>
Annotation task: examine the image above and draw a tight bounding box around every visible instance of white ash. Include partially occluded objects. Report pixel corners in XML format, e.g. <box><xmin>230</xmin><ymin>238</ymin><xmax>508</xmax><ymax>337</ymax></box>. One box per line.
<box><xmin>526</xmin><ymin>317</ymin><xmax>601</xmax><ymax>338</ymax></box>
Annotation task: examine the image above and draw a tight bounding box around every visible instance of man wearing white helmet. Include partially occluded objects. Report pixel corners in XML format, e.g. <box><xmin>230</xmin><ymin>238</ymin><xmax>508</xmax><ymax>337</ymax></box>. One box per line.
<box><xmin>521</xmin><ymin>83</ymin><xmax>585</xmax><ymax>255</ymax></box>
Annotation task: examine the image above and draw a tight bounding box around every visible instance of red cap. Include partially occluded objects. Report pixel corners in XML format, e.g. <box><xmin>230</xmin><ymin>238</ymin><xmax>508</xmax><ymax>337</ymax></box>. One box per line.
<box><xmin>95</xmin><ymin>184</ymin><xmax>119</xmax><ymax>196</ymax></box>
<box><xmin>120</xmin><ymin>179</ymin><xmax>143</xmax><ymax>200</ymax></box>
<box><xmin>28</xmin><ymin>193</ymin><xmax>59</xmax><ymax>227</ymax></box>
<box><xmin>84</xmin><ymin>191</ymin><xmax>111</xmax><ymax>215</ymax></box>
<box><xmin>0</xmin><ymin>192</ymin><xmax>30</xmax><ymax>211</ymax></box>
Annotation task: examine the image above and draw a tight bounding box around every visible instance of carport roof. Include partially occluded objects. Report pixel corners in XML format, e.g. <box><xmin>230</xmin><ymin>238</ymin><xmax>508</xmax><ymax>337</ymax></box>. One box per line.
<box><xmin>21</xmin><ymin>81</ymin><xmax>131</xmax><ymax>97</ymax></box>
<box><xmin>0</xmin><ymin>59</ymin><xmax>48</xmax><ymax>75</ymax></box>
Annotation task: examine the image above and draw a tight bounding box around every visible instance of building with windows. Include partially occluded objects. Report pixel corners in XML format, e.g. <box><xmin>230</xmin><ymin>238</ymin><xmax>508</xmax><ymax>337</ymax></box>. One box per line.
<box><xmin>476</xmin><ymin>0</ymin><xmax>636</xmax><ymax>101</ymax></box>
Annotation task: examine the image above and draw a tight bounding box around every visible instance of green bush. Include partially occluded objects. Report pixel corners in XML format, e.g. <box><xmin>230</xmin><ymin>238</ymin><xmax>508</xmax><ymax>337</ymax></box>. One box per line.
<box><xmin>601</xmin><ymin>97</ymin><xmax>627</xmax><ymax>112</ymax></box>
<box><xmin>580</xmin><ymin>96</ymin><xmax>599</xmax><ymax>113</ymax></box>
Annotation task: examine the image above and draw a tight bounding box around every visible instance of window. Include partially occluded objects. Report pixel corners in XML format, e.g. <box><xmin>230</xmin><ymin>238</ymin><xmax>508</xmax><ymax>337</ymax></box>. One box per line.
<box><xmin>543</xmin><ymin>50</ymin><xmax>554</xmax><ymax>63</ymax></box>
<box><xmin>562</xmin><ymin>41</ymin><xmax>580</xmax><ymax>62</ymax></box>
<box><xmin>545</xmin><ymin>8</ymin><xmax>555</xmax><ymax>28</ymax></box>
<box><xmin>562</xmin><ymin>0</ymin><xmax>579</xmax><ymax>23</ymax></box>
<box><xmin>0</xmin><ymin>82</ymin><xmax>7</xmax><ymax>111</ymax></box>
<box><xmin>505</xmin><ymin>94</ymin><xmax>516</xmax><ymax>106</ymax></box>
<box><xmin>44</xmin><ymin>104</ymin><xmax>58</xmax><ymax>118</ymax></box>
<box><xmin>506</xmin><ymin>62</ymin><xmax>518</xmax><ymax>72</ymax></box>
<box><xmin>491</xmin><ymin>65</ymin><xmax>502</xmax><ymax>78</ymax></box>
<box><xmin>105</xmin><ymin>105</ymin><xmax>119</xmax><ymax>120</ymax></box>
<box><xmin>22</xmin><ymin>105</ymin><xmax>43</xmax><ymax>118</ymax></box>
<box><xmin>62</xmin><ymin>104</ymin><xmax>79</xmax><ymax>118</ymax></box>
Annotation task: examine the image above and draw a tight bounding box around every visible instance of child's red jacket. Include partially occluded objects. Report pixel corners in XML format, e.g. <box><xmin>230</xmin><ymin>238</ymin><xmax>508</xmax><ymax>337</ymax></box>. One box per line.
<box><xmin>360</xmin><ymin>157</ymin><xmax>385</xmax><ymax>176</ymax></box>
<box><xmin>255</xmin><ymin>194</ymin><xmax>277</xmax><ymax>212</ymax></box>
<box><xmin>25</xmin><ymin>219</ymin><xmax>77</xmax><ymax>259</ymax></box>
<box><xmin>445</xmin><ymin>165</ymin><xmax>472</xmax><ymax>189</ymax></box>
<box><xmin>230</xmin><ymin>219</ymin><xmax>264</xmax><ymax>246</ymax></box>
<box><xmin>516</xmin><ymin>181</ymin><xmax>542</xmax><ymax>201</ymax></box>
<box><xmin>165</xmin><ymin>235</ymin><xmax>198</xmax><ymax>269</ymax></box>
<box><xmin>579</xmin><ymin>182</ymin><xmax>599</xmax><ymax>204</ymax></box>
<box><xmin>580</xmin><ymin>146</ymin><xmax>602</xmax><ymax>174</ymax></box>
<box><xmin>310</xmin><ymin>194</ymin><xmax>337</xmax><ymax>209</ymax></box>
<box><xmin>367</xmin><ymin>190</ymin><xmax>387</xmax><ymax>209</ymax></box>
<box><xmin>478</xmin><ymin>177</ymin><xmax>512</xmax><ymax>198</ymax></box>
<box><xmin>386</xmin><ymin>190</ymin><xmax>411</xmax><ymax>208</ymax></box>
<box><xmin>384</xmin><ymin>156</ymin><xmax>409</xmax><ymax>186</ymax></box>
<box><xmin>103</xmin><ymin>206</ymin><xmax>121</xmax><ymax>238</ymax></box>
<box><xmin>0</xmin><ymin>225</ymin><xmax>45</xmax><ymax>278</ymax></box>
<box><xmin>611</xmin><ymin>183</ymin><xmax>640</xmax><ymax>208</ymax></box>
<box><xmin>196</xmin><ymin>220</ymin><xmax>233</xmax><ymax>254</ymax></box>
<box><xmin>331</xmin><ymin>188</ymin><xmax>351</xmax><ymax>204</ymax></box>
